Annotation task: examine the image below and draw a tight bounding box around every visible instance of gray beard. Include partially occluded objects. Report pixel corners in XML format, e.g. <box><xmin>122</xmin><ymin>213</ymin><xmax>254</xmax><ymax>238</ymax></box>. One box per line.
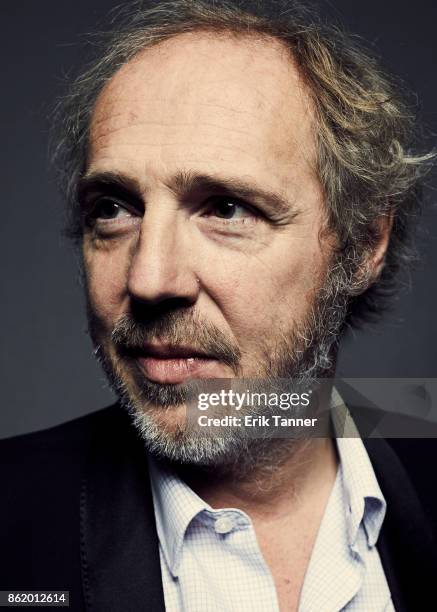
<box><xmin>88</xmin><ymin>262</ymin><xmax>348</xmax><ymax>472</ymax></box>
<box><xmin>90</xmin><ymin>302</ymin><xmax>346</xmax><ymax>470</ymax></box>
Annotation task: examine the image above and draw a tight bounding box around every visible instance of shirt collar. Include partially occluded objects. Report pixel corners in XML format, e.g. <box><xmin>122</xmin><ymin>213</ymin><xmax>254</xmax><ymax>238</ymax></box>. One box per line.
<box><xmin>148</xmin><ymin>456</ymin><xmax>209</xmax><ymax>577</ymax></box>
<box><xmin>336</xmin><ymin>436</ymin><xmax>386</xmax><ymax>548</ymax></box>
<box><xmin>148</xmin><ymin>387</ymin><xmax>387</xmax><ymax>575</ymax></box>
<box><xmin>332</xmin><ymin>388</ymin><xmax>387</xmax><ymax>548</ymax></box>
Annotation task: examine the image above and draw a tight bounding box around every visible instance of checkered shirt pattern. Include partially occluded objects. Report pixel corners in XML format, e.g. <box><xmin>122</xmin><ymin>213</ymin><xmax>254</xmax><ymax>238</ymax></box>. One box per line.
<box><xmin>148</xmin><ymin>404</ymin><xmax>395</xmax><ymax>611</ymax></box>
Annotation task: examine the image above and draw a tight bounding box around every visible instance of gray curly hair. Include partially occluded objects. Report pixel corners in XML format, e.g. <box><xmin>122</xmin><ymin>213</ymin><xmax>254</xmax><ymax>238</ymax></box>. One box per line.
<box><xmin>51</xmin><ymin>0</ymin><xmax>434</xmax><ymax>328</ymax></box>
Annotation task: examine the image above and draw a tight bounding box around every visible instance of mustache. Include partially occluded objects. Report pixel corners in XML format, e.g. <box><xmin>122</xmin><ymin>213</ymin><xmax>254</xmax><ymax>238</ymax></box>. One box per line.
<box><xmin>110</xmin><ymin>311</ymin><xmax>242</xmax><ymax>370</ymax></box>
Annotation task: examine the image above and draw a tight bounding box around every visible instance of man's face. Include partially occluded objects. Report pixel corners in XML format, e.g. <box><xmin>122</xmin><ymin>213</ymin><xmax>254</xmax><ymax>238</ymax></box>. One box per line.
<box><xmin>81</xmin><ymin>33</ymin><xmax>335</xmax><ymax>459</ymax></box>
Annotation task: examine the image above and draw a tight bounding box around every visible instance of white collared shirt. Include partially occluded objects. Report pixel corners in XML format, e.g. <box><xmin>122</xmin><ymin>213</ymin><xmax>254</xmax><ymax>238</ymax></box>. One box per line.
<box><xmin>149</xmin><ymin>432</ymin><xmax>394</xmax><ymax>611</ymax></box>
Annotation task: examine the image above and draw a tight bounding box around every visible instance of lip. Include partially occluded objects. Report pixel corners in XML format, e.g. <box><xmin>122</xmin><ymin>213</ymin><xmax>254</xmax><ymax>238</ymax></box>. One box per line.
<box><xmin>141</xmin><ymin>343</ymin><xmax>214</xmax><ymax>359</ymax></box>
<box><xmin>135</xmin><ymin>344</ymin><xmax>224</xmax><ymax>384</ymax></box>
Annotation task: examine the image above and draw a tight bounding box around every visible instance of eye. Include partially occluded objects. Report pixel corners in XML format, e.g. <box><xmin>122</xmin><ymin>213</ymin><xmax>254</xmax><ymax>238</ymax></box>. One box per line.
<box><xmin>86</xmin><ymin>197</ymin><xmax>133</xmax><ymax>223</ymax></box>
<box><xmin>203</xmin><ymin>197</ymin><xmax>256</xmax><ymax>220</ymax></box>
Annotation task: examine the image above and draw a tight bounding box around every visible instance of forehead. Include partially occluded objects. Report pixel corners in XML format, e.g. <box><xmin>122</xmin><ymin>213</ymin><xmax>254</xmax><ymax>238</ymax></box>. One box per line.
<box><xmin>88</xmin><ymin>32</ymin><xmax>317</xmax><ymax>189</ymax></box>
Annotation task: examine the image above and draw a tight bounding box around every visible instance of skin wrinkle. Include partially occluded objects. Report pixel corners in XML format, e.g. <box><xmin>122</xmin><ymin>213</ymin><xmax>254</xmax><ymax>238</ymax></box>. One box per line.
<box><xmin>83</xmin><ymin>33</ymin><xmax>354</xmax><ymax>480</ymax></box>
<box><xmin>55</xmin><ymin>6</ymin><xmax>427</xmax><ymax>329</ymax></box>
<box><xmin>89</xmin><ymin>38</ymin><xmax>316</xmax><ymax>163</ymax></box>
<box><xmin>88</xmin><ymin>100</ymin><xmax>262</xmax><ymax>141</ymax></box>
<box><xmin>79</xmin><ymin>169</ymin><xmax>300</xmax><ymax>221</ymax></box>
<box><xmin>89</xmin><ymin>125</ymin><xmax>317</xmax><ymax>179</ymax></box>
<box><xmin>51</xmin><ymin>10</ymin><xmax>428</xmax><ymax>604</ymax></box>
<box><xmin>94</xmin><ymin>118</ymin><xmax>261</xmax><ymax>138</ymax></box>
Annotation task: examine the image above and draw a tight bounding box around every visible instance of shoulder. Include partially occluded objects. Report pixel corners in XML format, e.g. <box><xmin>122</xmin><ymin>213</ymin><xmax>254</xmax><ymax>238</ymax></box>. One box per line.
<box><xmin>0</xmin><ymin>405</ymin><xmax>130</xmax><ymax>531</ymax></box>
<box><xmin>383</xmin><ymin>438</ymin><xmax>437</xmax><ymax>514</ymax></box>
<box><xmin>336</xmin><ymin>379</ymin><xmax>437</xmax><ymax>518</ymax></box>
<box><xmin>0</xmin><ymin>404</ymin><xmax>131</xmax><ymax>590</ymax></box>
<box><xmin>364</xmin><ymin>437</ymin><xmax>437</xmax><ymax>540</ymax></box>
<box><xmin>0</xmin><ymin>405</ymin><xmax>118</xmax><ymax>474</ymax></box>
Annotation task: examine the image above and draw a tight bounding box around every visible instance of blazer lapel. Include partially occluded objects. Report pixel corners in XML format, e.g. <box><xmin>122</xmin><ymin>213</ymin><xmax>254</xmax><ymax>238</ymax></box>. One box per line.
<box><xmin>337</xmin><ymin>382</ymin><xmax>437</xmax><ymax>610</ymax></box>
<box><xmin>364</xmin><ymin>438</ymin><xmax>437</xmax><ymax>612</ymax></box>
<box><xmin>78</xmin><ymin>403</ymin><xmax>437</xmax><ymax>612</ymax></box>
<box><xmin>80</xmin><ymin>407</ymin><xmax>165</xmax><ymax>612</ymax></box>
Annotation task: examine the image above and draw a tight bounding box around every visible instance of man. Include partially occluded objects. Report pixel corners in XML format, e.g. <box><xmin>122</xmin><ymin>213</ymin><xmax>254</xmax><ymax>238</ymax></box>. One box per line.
<box><xmin>1</xmin><ymin>1</ymin><xmax>436</xmax><ymax>611</ymax></box>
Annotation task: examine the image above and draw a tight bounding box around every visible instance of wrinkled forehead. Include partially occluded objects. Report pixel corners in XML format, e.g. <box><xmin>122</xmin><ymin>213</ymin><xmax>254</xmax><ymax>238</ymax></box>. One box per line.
<box><xmin>88</xmin><ymin>32</ymin><xmax>318</xmax><ymax>185</ymax></box>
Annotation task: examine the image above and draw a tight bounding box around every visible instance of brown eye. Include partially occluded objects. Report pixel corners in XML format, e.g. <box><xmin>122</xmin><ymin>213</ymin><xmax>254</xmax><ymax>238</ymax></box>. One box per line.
<box><xmin>91</xmin><ymin>198</ymin><xmax>124</xmax><ymax>220</ymax></box>
<box><xmin>206</xmin><ymin>197</ymin><xmax>254</xmax><ymax>220</ymax></box>
<box><xmin>214</xmin><ymin>200</ymin><xmax>239</xmax><ymax>219</ymax></box>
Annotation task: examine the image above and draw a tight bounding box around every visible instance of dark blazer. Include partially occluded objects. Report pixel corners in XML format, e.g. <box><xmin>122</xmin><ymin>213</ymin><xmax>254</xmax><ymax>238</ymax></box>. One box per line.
<box><xmin>1</xmin><ymin>404</ymin><xmax>436</xmax><ymax>612</ymax></box>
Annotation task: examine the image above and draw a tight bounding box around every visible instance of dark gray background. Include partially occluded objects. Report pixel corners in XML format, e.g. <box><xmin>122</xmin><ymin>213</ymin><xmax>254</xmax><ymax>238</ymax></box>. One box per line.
<box><xmin>1</xmin><ymin>1</ymin><xmax>436</xmax><ymax>439</ymax></box>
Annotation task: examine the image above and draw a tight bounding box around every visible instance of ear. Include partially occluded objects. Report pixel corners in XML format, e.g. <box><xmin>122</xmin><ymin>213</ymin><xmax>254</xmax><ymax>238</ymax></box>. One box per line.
<box><xmin>367</xmin><ymin>213</ymin><xmax>394</xmax><ymax>282</ymax></box>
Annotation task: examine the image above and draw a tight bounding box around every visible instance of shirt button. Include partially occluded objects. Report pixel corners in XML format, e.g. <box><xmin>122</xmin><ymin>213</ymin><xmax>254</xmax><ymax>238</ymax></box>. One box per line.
<box><xmin>214</xmin><ymin>516</ymin><xmax>234</xmax><ymax>534</ymax></box>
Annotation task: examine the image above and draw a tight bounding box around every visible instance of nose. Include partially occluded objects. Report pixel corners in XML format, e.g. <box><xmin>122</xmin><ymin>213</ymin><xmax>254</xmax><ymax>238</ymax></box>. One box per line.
<box><xmin>127</xmin><ymin>211</ymin><xmax>200</xmax><ymax>307</ymax></box>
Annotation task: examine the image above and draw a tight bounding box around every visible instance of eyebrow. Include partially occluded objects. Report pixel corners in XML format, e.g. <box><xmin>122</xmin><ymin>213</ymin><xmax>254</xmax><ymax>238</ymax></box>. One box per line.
<box><xmin>77</xmin><ymin>171</ymin><xmax>143</xmax><ymax>204</ymax></box>
<box><xmin>77</xmin><ymin>169</ymin><xmax>297</xmax><ymax>218</ymax></box>
<box><xmin>169</xmin><ymin>170</ymin><xmax>295</xmax><ymax>217</ymax></box>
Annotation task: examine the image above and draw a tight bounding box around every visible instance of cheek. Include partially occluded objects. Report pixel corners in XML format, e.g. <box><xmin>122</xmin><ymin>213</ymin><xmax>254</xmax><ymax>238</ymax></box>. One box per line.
<box><xmin>276</xmin><ymin>245</ymin><xmax>328</xmax><ymax>306</ymax></box>
<box><xmin>83</xmin><ymin>243</ymin><xmax>131</xmax><ymax>323</ymax></box>
<box><xmin>200</xmin><ymin>237</ymin><xmax>328</xmax><ymax>340</ymax></box>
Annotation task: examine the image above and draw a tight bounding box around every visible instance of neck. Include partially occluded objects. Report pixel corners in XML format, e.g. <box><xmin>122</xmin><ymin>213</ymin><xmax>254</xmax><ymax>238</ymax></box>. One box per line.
<box><xmin>176</xmin><ymin>379</ymin><xmax>337</xmax><ymax>517</ymax></box>
<box><xmin>175</xmin><ymin>436</ymin><xmax>338</xmax><ymax>520</ymax></box>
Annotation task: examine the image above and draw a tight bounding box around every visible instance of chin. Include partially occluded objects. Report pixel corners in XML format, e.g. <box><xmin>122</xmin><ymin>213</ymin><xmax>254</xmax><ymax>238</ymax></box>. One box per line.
<box><xmin>125</xmin><ymin>400</ymin><xmax>233</xmax><ymax>465</ymax></box>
